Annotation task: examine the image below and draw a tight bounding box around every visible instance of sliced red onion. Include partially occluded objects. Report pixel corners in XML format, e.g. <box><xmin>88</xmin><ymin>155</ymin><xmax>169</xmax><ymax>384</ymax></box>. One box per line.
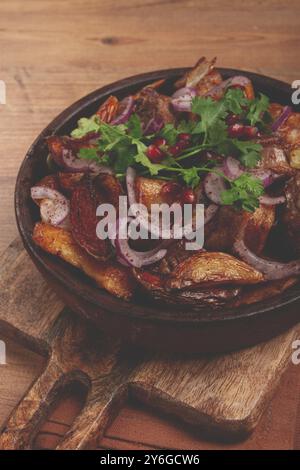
<box><xmin>62</xmin><ymin>149</ymin><xmax>113</xmax><ymax>175</ymax></box>
<box><xmin>204</xmin><ymin>172</ymin><xmax>227</xmax><ymax>205</ymax></box>
<box><xmin>111</xmin><ymin>96</ymin><xmax>134</xmax><ymax>125</ymax></box>
<box><xmin>234</xmin><ymin>237</ymin><xmax>300</xmax><ymax>280</ymax></box>
<box><xmin>143</xmin><ymin>116</ymin><xmax>164</xmax><ymax>135</ymax></box>
<box><xmin>271</xmin><ymin>106</ymin><xmax>292</xmax><ymax>132</ymax></box>
<box><xmin>114</xmin><ymin>218</ymin><xmax>167</xmax><ymax>268</ymax></box>
<box><xmin>223</xmin><ymin>157</ymin><xmax>244</xmax><ymax>180</ymax></box>
<box><xmin>171</xmin><ymin>87</ymin><xmax>197</xmax><ymax>113</ymax></box>
<box><xmin>250</xmin><ymin>169</ymin><xmax>284</xmax><ymax>188</ymax></box>
<box><xmin>31</xmin><ymin>186</ymin><xmax>70</xmax><ymax>227</ymax></box>
<box><xmin>172</xmin><ymin>86</ymin><xmax>197</xmax><ymax>100</ymax></box>
<box><xmin>259</xmin><ymin>195</ymin><xmax>286</xmax><ymax>206</ymax></box>
<box><xmin>227</xmin><ymin>76</ymin><xmax>251</xmax><ymax>88</ymax></box>
<box><xmin>126</xmin><ymin>167</ymin><xmax>137</xmax><ymax>207</ymax></box>
<box><xmin>205</xmin><ymin>76</ymin><xmax>251</xmax><ymax>99</ymax></box>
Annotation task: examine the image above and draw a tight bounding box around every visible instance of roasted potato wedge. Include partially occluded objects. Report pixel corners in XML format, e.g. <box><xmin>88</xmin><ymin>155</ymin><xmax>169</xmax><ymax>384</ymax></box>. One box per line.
<box><xmin>33</xmin><ymin>222</ymin><xmax>136</xmax><ymax>300</ymax></box>
<box><xmin>166</xmin><ymin>251</ymin><xmax>263</xmax><ymax>290</ymax></box>
<box><xmin>279</xmin><ymin>112</ymin><xmax>300</xmax><ymax>147</ymax></box>
<box><xmin>244</xmin><ymin>204</ymin><xmax>275</xmax><ymax>254</ymax></box>
<box><xmin>134</xmin><ymin>269</ymin><xmax>241</xmax><ymax>309</ymax></box>
<box><xmin>231</xmin><ymin>278</ymin><xmax>298</xmax><ymax>307</ymax></box>
<box><xmin>135</xmin><ymin>176</ymin><xmax>177</xmax><ymax>211</ymax></box>
<box><xmin>260</xmin><ymin>146</ymin><xmax>294</xmax><ymax>177</ymax></box>
<box><xmin>175</xmin><ymin>56</ymin><xmax>217</xmax><ymax>89</ymax></box>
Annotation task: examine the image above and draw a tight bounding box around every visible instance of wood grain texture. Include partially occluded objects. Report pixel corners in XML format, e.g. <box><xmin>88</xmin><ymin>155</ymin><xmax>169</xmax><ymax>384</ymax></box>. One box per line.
<box><xmin>1</xmin><ymin>0</ymin><xmax>300</xmax><ymax>450</ymax></box>
<box><xmin>0</xmin><ymin>240</ymin><xmax>298</xmax><ymax>449</ymax></box>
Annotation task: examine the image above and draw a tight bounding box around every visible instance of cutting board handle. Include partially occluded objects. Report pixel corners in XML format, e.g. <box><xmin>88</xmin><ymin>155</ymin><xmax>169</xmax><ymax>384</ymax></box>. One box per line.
<box><xmin>0</xmin><ymin>239</ymin><xmax>64</xmax><ymax>352</ymax></box>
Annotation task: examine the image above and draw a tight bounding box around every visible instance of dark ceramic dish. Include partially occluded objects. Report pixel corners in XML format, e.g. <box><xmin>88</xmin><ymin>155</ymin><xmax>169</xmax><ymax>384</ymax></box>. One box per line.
<box><xmin>15</xmin><ymin>68</ymin><xmax>300</xmax><ymax>354</ymax></box>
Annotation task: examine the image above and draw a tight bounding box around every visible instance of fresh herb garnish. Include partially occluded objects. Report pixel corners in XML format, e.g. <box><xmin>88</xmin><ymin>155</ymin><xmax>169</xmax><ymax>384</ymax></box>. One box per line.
<box><xmin>221</xmin><ymin>173</ymin><xmax>264</xmax><ymax>212</ymax></box>
<box><xmin>71</xmin><ymin>86</ymin><xmax>270</xmax><ymax>211</ymax></box>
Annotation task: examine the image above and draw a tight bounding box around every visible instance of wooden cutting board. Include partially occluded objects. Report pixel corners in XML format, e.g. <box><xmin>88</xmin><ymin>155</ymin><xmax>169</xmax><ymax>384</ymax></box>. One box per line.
<box><xmin>0</xmin><ymin>238</ymin><xmax>298</xmax><ymax>450</ymax></box>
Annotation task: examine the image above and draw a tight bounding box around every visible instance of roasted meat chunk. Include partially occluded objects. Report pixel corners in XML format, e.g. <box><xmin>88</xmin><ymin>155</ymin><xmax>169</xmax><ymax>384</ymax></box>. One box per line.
<box><xmin>70</xmin><ymin>176</ymin><xmax>111</xmax><ymax>260</ymax></box>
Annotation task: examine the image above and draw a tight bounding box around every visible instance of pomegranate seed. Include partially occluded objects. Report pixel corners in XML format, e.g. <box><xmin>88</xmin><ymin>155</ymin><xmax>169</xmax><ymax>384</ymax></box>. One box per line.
<box><xmin>178</xmin><ymin>133</ymin><xmax>191</xmax><ymax>143</ymax></box>
<box><xmin>146</xmin><ymin>144</ymin><xmax>164</xmax><ymax>162</ymax></box>
<box><xmin>169</xmin><ymin>143</ymin><xmax>183</xmax><ymax>156</ymax></box>
<box><xmin>228</xmin><ymin>123</ymin><xmax>245</xmax><ymax>138</ymax></box>
<box><xmin>243</xmin><ymin>126</ymin><xmax>258</xmax><ymax>139</ymax></box>
<box><xmin>181</xmin><ymin>188</ymin><xmax>195</xmax><ymax>204</ymax></box>
<box><xmin>161</xmin><ymin>182</ymin><xmax>182</xmax><ymax>199</ymax></box>
<box><xmin>153</xmin><ymin>137</ymin><xmax>167</xmax><ymax>148</ymax></box>
<box><xmin>226</xmin><ymin>113</ymin><xmax>240</xmax><ymax>126</ymax></box>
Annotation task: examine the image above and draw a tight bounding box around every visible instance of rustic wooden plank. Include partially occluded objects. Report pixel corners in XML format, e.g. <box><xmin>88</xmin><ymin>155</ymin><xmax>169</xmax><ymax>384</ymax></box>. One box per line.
<box><xmin>0</xmin><ymin>336</ymin><xmax>45</xmax><ymax>431</ymax></box>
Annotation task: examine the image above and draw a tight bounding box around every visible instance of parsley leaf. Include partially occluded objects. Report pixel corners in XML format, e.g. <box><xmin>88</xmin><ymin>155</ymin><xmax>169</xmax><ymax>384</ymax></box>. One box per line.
<box><xmin>160</xmin><ymin>123</ymin><xmax>179</xmax><ymax>145</ymax></box>
<box><xmin>221</xmin><ymin>173</ymin><xmax>264</xmax><ymax>212</ymax></box>
<box><xmin>192</xmin><ymin>96</ymin><xmax>227</xmax><ymax>144</ymax></box>
<box><xmin>134</xmin><ymin>152</ymin><xmax>165</xmax><ymax>176</ymax></box>
<box><xmin>232</xmin><ymin>139</ymin><xmax>262</xmax><ymax>168</ymax></box>
<box><xmin>78</xmin><ymin>148</ymin><xmax>99</xmax><ymax>160</ymax></box>
<box><xmin>223</xmin><ymin>88</ymin><xmax>248</xmax><ymax>115</ymax></box>
<box><xmin>126</xmin><ymin>114</ymin><xmax>143</xmax><ymax>139</ymax></box>
<box><xmin>181</xmin><ymin>166</ymin><xmax>200</xmax><ymax>188</ymax></box>
<box><xmin>247</xmin><ymin>93</ymin><xmax>270</xmax><ymax>126</ymax></box>
<box><xmin>71</xmin><ymin>117</ymin><xmax>100</xmax><ymax>138</ymax></box>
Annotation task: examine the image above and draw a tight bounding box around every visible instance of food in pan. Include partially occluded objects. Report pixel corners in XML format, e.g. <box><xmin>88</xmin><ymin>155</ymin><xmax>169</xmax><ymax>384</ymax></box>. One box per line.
<box><xmin>30</xmin><ymin>57</ymin><xmax>300</xmax><ymax>308</ymax></box>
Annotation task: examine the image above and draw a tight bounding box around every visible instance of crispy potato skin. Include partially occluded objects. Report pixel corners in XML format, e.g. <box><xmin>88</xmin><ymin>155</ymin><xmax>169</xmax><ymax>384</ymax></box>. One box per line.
<box><xmin>260</xmin><ymin>146</ymin><xmax>294</xmax><ymax>177</ymax></box>
<box><xmin>279</xmin><ymin>113</ymin><xmax>300</xmax><ymax>147</ymax></box>
<box><xmin>135</xmin><ymin>177</ymin><xmax>172</xmax><ymax>212</ymax></box>
<box><xmin>231</xmin><ymin>278</ymin><xmax>298</xmax><ymax>307</ymax></box>
<box><xmin>166</xmin><ymin>251</ymin><xmax>263</xmax><ymax>290</ymax></box>
<box><xmin>133</xmin><ymin>269</ymin><xmax>241</xmax><ymax>309</ymax></box>
<box><xmin>33</xmin><ymin>222</ymin><xmax>136</xmax><ymax>300</ymax></box>
<box><xmin>245</xmin><ymin>204</ymin><xmax>275</xmax><ymax>254</ymax></box>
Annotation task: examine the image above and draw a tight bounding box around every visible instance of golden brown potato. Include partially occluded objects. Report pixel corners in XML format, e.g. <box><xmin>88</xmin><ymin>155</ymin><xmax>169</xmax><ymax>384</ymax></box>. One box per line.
<box><xmin>231</xmin><ymin>278</ymin><xmax>298</xmax><ymax>307</ymax></box>
<box><xmin>175</xmin><ymin>56</ymin><xmax>217</xmax><ymax>89</ymax></box>
<box><xmin>244</xmin><ymin>204</ymin><xmax>275</xmax><ymax>254</ymax></box>
<box><xmin>33</xmin><ymin>222</ymin><xmax>136</xmax><ymax>300</ymax></box>
<box><xmin>133</xmin><ymin>268</ymin><xmax>241</xmax><ymax>309</ymax></box>
<box><xmin>279</xmin><ymin>112</ymin><xmax>300</xmax><ymax>147</ymax></box>
<box><xmin>135</xmin><ymin>177</ymin><xmax>174</xmax><ymax>212</ymax></box>
<box><xmin>166</xmin><ymin>251</ymin><xmax>263</xmax><ymax>290</ymax></box>
<box><xmin>259</xmin><ymin>146</ymin><xmax>294</xmax><ymax>177</ymax></box>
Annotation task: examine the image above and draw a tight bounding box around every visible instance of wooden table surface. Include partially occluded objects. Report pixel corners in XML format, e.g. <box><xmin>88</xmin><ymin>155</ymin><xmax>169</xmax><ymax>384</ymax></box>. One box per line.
<box><xmin>0</xmin><ymin>0</ymin><xmax>300</xmax><ymax>450</ymax></box>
